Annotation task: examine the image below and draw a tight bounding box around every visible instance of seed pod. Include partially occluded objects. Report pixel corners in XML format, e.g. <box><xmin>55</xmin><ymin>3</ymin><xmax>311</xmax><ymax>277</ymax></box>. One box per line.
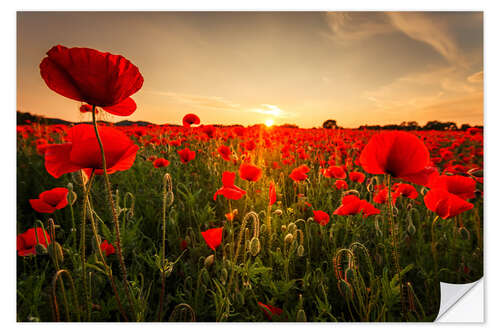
<box><xmin>48</xmin><ymin>242</ymin><xmax>64</xmax><ymax>263</ymax></box>
<box><xmin>249</xmin><ymin>237</ymin><xmax>261</xmax><ymax>256</ymax></box>
<box><xmin>297</xmin><ymin>244</ymin><xmax>305</xmax><ymax>257</ymax></box>
<box><xmin>204</xmin><ymin>254</ymin><xmax>215</xmax><ymax>268</ymax></box>
<box><xmin>407</xmin><ymin>221</ymin><xmax>416</xmax><ymax>236</ymax></box>
<box><xmin>296</xmin><ymin>309</ymin><xmax>307</xmax><ymax>322</ymax></box>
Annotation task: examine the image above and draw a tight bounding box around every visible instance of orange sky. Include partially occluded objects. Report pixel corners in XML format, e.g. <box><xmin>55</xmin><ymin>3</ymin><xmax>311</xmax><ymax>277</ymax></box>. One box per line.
<box><xmin>17</xmin><ymin>11</ymin><xmax>483</xmax><ymax>128</ymax></box>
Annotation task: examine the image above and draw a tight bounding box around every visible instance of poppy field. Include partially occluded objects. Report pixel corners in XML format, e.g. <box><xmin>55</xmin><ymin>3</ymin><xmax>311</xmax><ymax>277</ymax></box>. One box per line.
<box><xmin>16</xmin><ymin>46</ymin><xmax>483</xmax><ymax>322</ymax></box>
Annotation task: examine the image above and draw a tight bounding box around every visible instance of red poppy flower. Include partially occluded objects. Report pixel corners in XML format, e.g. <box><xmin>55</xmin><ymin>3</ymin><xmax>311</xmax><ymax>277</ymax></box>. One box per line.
<box><xmin>360</xmin><ymin>131</ymin><xmax>431</xmax><ymax>185</ymax></box>
<box><xmin>373</xmin><ymin>186</ymin><xmax>400</xmax><ymax>204</ymax></box>
<box><xmin>269</xmin><ymin>181</ymin><xmax>277</xmax><ymax>206</ymax></box>
<box><xmin>178</xmin><ymin>147</ymin><xmax>196</xmax><ymax>164</ymax></box>
<box><xmin>217</xmin><ymin>145</ymin><xmax>232</xmax><ymax>161</ymax></box>
<box><xmin>424</xmin><ymin>188</ymin><xmax>474</xmax><ymax>219</ymax></box>
<box><xmin>258</xmin><ymin>302</ymin><xmax>283</xmax><ymax>320</ymax></box>
<box><xmin>427</xmin><ymin>174</ymin><xmax>476</xmax><ymax>200</ymax></box>
<box><xmin>17</xmin><ymin>227</ymin><xmax>51</xmax><ymax>256</ymax></box>
<box><xmin>44</xmin><ymin>124</ymin><xmax>139</xmax><ymax>178</ymax></box>
<box><xmin>393</xmin><ymin>183</ymin><xmax>418</xmax><ymax>199</ymax></box>
<box><xmin>29</xmin><ymin>187</ymin><xmax>69</xmax><ymax>213</ymax></box>
<box><xmin>182</xmin><ymin>113</ymin><xmax>200</xmax><ymax>127</ymax></box>
<box><xmin>334</xmin><ymin>195</ymin><xmax>380</xmax><ymax>218</ymax></box>
<box><xmin>349</xmin><ymin>171</ymin><xmax>366</xmax><ymax>183</ymax></box>
<box><xmin>289</xmin><ymin>164</ymin><xmax>310</xmax><ymax>182</ymax></box>
<box><xmin>79</xmin><ymin>104</ymin><xmax>95</xmax><ymax>113</ymax></box>
<box><xmin>153</xmin><ymin>158</ymin><xmax>170</xmax><ymax>168</ymax></box>
<box><xmin>323</xmin><ymin>166</ymin><xmax>346</xmax><ymax>179</ymax></box>
<box><xmin>214</xmin><ymin>172</ymin><xmax>247</xmax><ymax>201</ymax></box>
<box><xmin>201</xmin><ymin>227</ymin><xmax>223</xmax><ymax>251</ymax></box>
<box><xmin>239</xmin><ymin>163</ymin><xmax>263</xmax><ymax>182</ymax></box>
<box><xmin>40</xmin><ymin>45</ymin><xmax>143</xmax><ymax>116</ymax></box>
<box><xmin>100</xmin><ymin>240</ymin><xmax>116</xmax><ymax>256</ymax></box>
<box><xmin>335</xmin><ymin>179</ymin><xmax>348</xmax><ymax>190</ymax></box>
<box><xmin>313</xmin><ymin>210</ymin><xmax>330</xmax><ymax>226</ymax></box>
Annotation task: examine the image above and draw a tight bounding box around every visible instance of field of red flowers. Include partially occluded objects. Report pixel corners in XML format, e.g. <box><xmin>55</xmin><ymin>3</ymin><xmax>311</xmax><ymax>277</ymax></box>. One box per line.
<box><xmin>16</xmin><ymin>45</ymin><xmax>483</xmax><ymax>322</ymax></box>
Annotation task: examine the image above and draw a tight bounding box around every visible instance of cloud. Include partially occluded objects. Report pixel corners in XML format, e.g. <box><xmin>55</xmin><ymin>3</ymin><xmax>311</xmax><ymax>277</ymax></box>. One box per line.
<box><xmin>149</xmin><ymin>91</ymin><xmax>293</xmax><ymax>119</ymax></box>
<box><xmin>467</xmin><ymin>70</ymin><xmax>483</xmax><ymax>83</ymax></box>
<box><xmin>323</xmin><ymin>12</ymin><xmax>393</xmax><ymax>42</ymax></box>
<box><xmin>148</xmin><ymin>91</ymin><xmax>241</xmax><ymax>112</ymax></box>
<box><xmin>324</xmin><ymin>12</ymin><xmax>467</xmax><ymax>67</ymax></box>
<box><xmin>386</xmin><ymin>12</ymin><xmax>466</xmax><ymax>67</ymax></box>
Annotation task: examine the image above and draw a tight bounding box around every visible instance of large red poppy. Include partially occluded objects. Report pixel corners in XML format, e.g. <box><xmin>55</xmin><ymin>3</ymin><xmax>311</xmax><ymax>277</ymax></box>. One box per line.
<box><xmin>29</xmin><ymin>187</ymin><xmax>69</xmax><ymax>213</ymax></box>
<box><xmin>201</xmin><ymin>227</ymin><xmax>223</xmax><ymax>251</ymax></box>
<box><xmin>239</xmin><ymin>163</ymin><xmax>263</xmax><ymax>182</ymax></box>
<box><xmin>424</xmin><ymin>188</ymin><xmax>474</xmax><ymax>219</ymax></box>
<box><xmin>214</xmin><ymin>172</ymin><xmax>246</xmax><ymax>201</ymax></box>
<box><xmin>44</xmin><ymin>124</ymin><xmax>139</xmax><ymax>178</ymax></box>
<box><xmin>17</xmin><ymin>227</ymin><xmax>51</xmax><ymax>256</ymax></box>
<box><xmin>427</xmin><ymin>174</ymin><xmax>476</xmax><ymax>200</ymax></box>
<box><xmin>359</xmin><ymin>131</ymin><xmax>431</xmax><ymax>185</ymax></box>
<box><xmin>40</xmin><ymin>45</ymin><xmax>143</xmax><ymax>116</ymax></box>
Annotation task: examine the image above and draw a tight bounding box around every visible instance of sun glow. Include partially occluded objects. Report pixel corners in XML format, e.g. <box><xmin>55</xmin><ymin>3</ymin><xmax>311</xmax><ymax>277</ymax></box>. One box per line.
<box><xmin>265</xmin><ymin>119</ymin><xmax>275</xmax><ymax>127</ymax></box>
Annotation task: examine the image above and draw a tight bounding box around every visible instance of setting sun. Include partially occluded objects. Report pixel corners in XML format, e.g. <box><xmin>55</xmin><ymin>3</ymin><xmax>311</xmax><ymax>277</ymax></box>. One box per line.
<box><xmin>265</xmin><ymin>119</ymin><xmax>274</xmax><ymax>127</ymax></box>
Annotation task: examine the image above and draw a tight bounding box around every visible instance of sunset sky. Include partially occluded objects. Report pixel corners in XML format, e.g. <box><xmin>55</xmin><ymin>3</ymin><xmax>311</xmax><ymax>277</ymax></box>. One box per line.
<box><xmin>17</xmin><ymin>11</ymin><xmax>483</xmax><ymax>128</ymax></box>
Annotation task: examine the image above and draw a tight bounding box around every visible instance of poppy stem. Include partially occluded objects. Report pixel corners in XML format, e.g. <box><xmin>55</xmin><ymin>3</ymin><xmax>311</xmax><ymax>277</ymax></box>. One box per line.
<box><xmin>85</xmin><ymin>177</ymin><xmax>129</xmax><ymax>322</ymax></box>
<box><xmin>91</xmin><ymin>106</ymin><xmax>135</xmax><ymax>321</ymax></box>
<box><xmin>386</xmin><ymin>175</ymin><xmax>406</xmax><ymax>321</ymax></box>
<box><xmin>80</xmin><ymin>169</ymin><xmax>95</xmax><ymax>321</ymax></box>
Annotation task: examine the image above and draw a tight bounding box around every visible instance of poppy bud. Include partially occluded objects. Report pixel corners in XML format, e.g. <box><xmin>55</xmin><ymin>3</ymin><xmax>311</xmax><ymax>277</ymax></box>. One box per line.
<box><xmin>249</xmin><ymin>237</ymin><xmax>261</xmax><ymax>256</ymax></box>
<box><xmin>344</xmin><ymin>267</ymin><xmax>355</xmax><ymax>284</ymax></box>
<box><xmin>297</xmin><ymin>244</ymin><xmax>305</xmax><ymax>257</ymax></box>
<box><xmin>459</xmin><ymin>226</ymin><xmax>470</xmax><ymax>240</ymax></box>
<box><xmin>287</xmin><ymin>222</ymin><xmax>297</xmax><ymax>234</ymax></box>
<box><xmin>204</xmin><ymin>254</ymin><xmax>215</xmax><ymax>268</ymax></box>
<box><xmin>260</xmin><ymin>224</ymin><xmax>267</xmax><ymax>235</ymax></box>
<box><xmin>296</xmin><ymin>309</ymin><xmax>307</xmax><ymax>322</ymax></box>
<box><xmin>284</xmin><ymin>233</ymin><xmax>294</xmax><ymax>244</ymax></box>
<box><xmin>35</xmin><ymin>243</ymin><xmax>48</xmax><ymax>255</ymax></box>
<box><xmin>281</xmin><ymin>225</ymin><xmax>287</xmax><ymax>233</ymax></box>
<box><xmin>407</xmin><ymin>221</ymin><xmax>416</xmax><ymax>236</ymax></box>
<box><xmin>220</xmin><ymin>267</ymin><xmax>228</xmax><ymax>285</ymax></box>
<box><xmin>48</xmin><ymin>242</ymin><xmax>64</xmax><ymax>264</ymax></box>
<box><xmin>273</xmin><ymin>209</ymin><xmax>283</xmax><ymax>216</ymax></box>
<box><xmin>339</xmin><ymin>280</ymin><xmax>353</xmax><ymax>299</ymax></box>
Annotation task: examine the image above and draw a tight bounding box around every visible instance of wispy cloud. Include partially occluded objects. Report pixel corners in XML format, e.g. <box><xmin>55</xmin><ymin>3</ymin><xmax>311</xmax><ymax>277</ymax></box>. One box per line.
<box><xmin>324</xmin><ymin>12</ymin><xmax>467</xmax><ymax>67</ymax></box>
<box><xmin>323</xmin><ymin>12</ymin><xmax>393</xmax><ymax>42</ymax></box>
<box><xmin>467</xmin><ymin>70</ymin><xmax>483</xmax><ymax>83</ymax></box>
<box><xmin>386</xmin><ymin>12</ymin><xmax>466</xmax><ymax>67</ymax></box>
<box><xmin>148</xmin><ymin>91</ymin><xmax>241</xmax><ymax>112</ymax></box>
<box><xmin>148</xmin><ymin>91</ymin><xmax>293</xmax><ymax>119</ymax></box>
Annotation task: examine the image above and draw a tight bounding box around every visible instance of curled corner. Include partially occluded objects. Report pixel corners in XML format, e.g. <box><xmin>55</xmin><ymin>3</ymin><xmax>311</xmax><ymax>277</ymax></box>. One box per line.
<box><xmin>435</xmin><ymin>278</ymin><xmax>483</xmax><ymax>322</ymax></box>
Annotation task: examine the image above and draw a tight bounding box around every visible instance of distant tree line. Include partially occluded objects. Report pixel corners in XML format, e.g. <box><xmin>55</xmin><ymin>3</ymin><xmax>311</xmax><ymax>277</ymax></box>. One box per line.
<box><xmin>322</xmin><ymin>119</ymin><xmax>482</xmax><ymax>131</ymax></box>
